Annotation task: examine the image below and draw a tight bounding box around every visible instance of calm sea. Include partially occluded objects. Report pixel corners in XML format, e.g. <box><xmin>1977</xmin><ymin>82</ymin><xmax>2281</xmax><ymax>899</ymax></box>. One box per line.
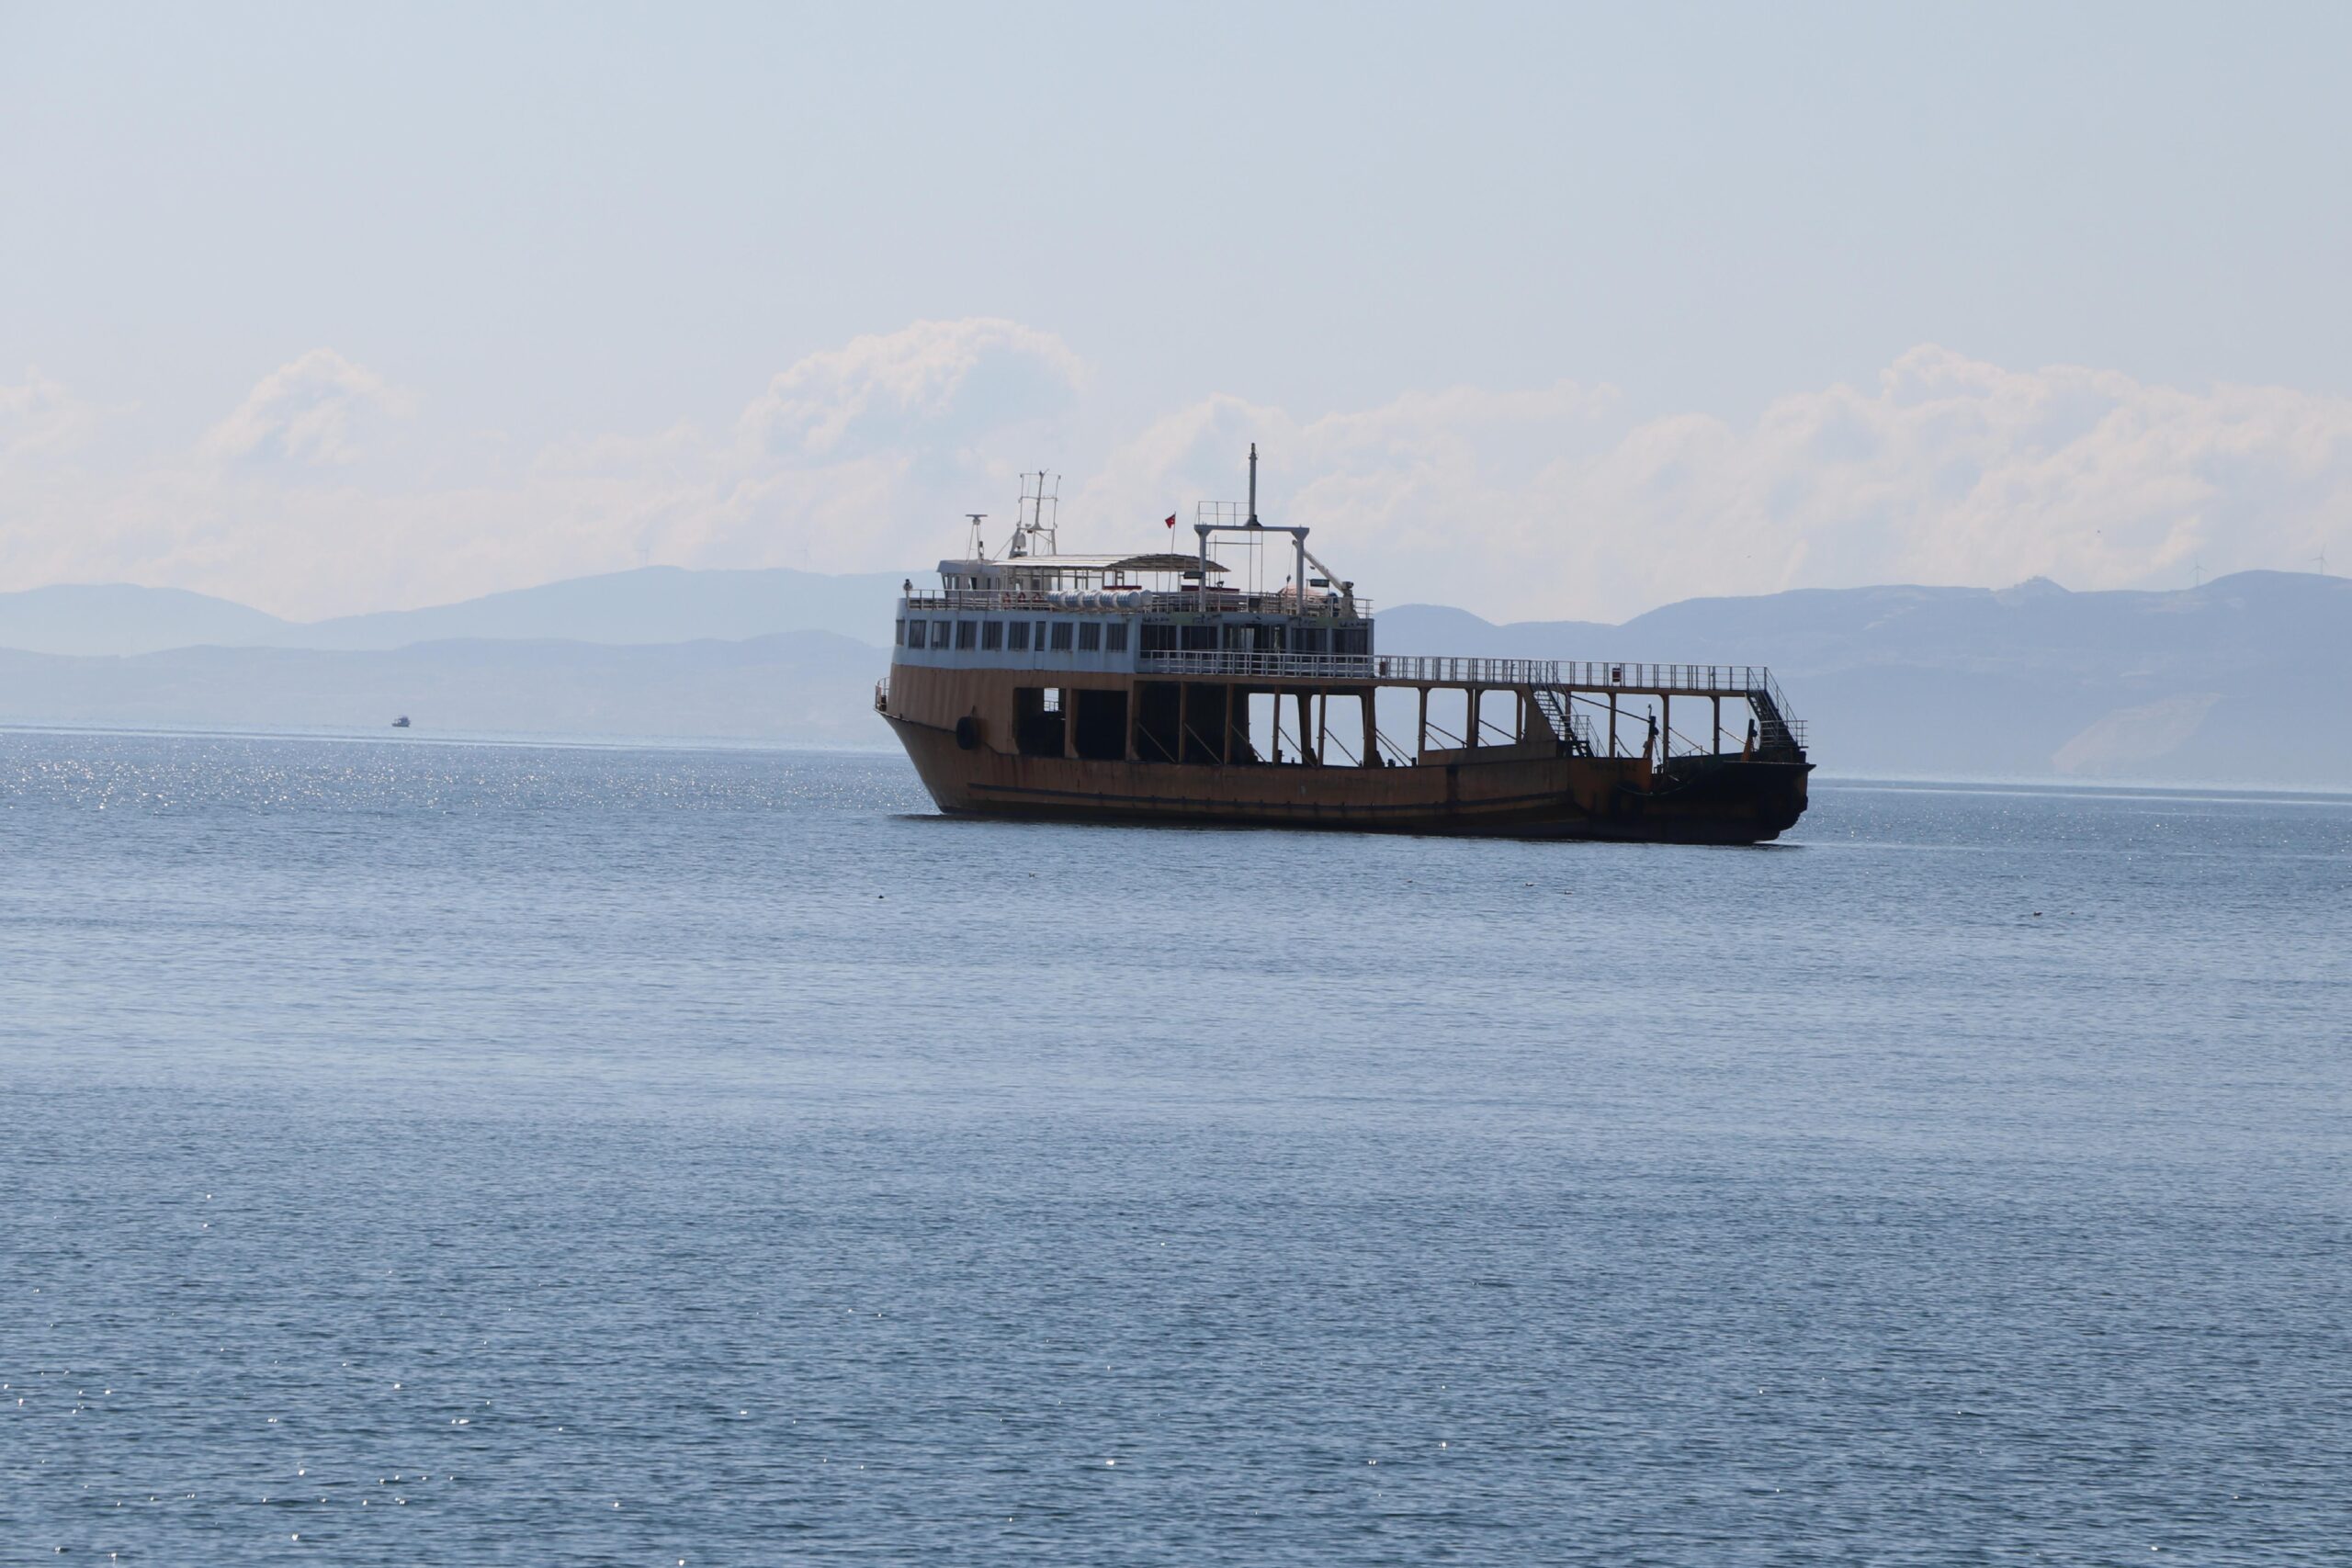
<box><xmin>4</xmin><ymin>729</ymin><xmax>2348</xmax><ymax>1565</ymax></box>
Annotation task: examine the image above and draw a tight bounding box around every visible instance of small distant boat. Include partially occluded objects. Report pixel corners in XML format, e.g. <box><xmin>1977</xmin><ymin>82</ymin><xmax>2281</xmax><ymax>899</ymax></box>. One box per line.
<box><xmin>391</xmin><ymin>716</ymin><xmax>412</xmax><ymax>728</ymax></box>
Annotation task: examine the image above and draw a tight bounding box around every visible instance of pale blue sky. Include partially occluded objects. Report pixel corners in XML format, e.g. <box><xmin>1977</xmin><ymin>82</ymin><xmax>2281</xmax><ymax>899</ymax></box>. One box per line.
<box><xmin>4</xmin><ymin>1</ymin><xmax>2348</xmax><ymax>619</ymax></box>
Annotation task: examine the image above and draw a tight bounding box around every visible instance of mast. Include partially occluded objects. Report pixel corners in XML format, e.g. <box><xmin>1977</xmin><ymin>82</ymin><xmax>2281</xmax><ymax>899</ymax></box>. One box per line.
<box><xmin>1248</xmin><ymin>442</ymin><xmax>1259</xmax><ymax>526</ymax></box>
<box><xmin>1014</xmin><ymin>471</ymin><xmax>1060</xmax><ymax>558</ymax></box>
<box><xmin>1197</xmin><ymin>507</ymin><xmax>1210</xmax><ymax>613</ymax></box>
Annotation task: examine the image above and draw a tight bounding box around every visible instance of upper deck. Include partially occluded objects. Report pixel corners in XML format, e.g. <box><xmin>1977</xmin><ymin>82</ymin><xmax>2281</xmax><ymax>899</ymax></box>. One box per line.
<box><xmin>896</xmin><ymin>460</ymin><xmax>1375</xmax><ymax>673</ymax></box>
<box><xmin>889</xmin><ymin>589</ymin><xmax>1374</xmax><ymax>674</ymax></box>
<box><xmin>894</xmin><ymin>529</ymin><xmax>1374</xmax><ymax>675</ymax></box>
<box><xmin>900</xmin><ymin>584</ymin><xmax>1374</xmax><ymax>617</ymax></box>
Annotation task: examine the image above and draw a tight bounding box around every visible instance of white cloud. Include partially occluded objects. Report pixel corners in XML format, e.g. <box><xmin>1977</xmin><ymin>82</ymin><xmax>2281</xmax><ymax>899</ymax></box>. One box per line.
<box><xmin>735</xmin><ymin>317</ymin><xmax>1083</xmax><ymax>459</ymax></box>
<box><xmin>1079</xmin><ymin>345</ymin><xmax>2352</xmax><ymax>619</ymax></box>
<box><xmin>1566</xmin><ymin>346</ymin><xmax>2352</xmax><ymax>616</ymax></box>
<box><xmin>0</xmin><ymin>366</ymin><xmax>104</xmax><ymax>470</ymax></box>
<box><xmin>199</xmin><ymin>348</ymin><xmax>410</xmax><ymax>466</ymax></box>
<box><xmin>3</xmin><ymin>331</ymin><xmax>2347</xmax><ymax>623</ymax></box>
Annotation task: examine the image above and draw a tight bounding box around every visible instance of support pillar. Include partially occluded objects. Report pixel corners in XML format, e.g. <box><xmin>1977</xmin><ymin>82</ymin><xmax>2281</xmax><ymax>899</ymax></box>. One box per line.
<box><xmin>1315</xmin><ymin>690</ymin><xmax>1329</xmax><ymax>763</ymax></box>
<box><xmin>1609</xmin><ymin>693</ymin><xmax>1618</xmax><ymax>758</ymax></box>
<box><xmin>1713</xmin><ymin>695</ymin><xmax>1722</xmax><ymax>756</ymax></box>
<box><xmin>1662</xmin><ymin>694</ymin><xmax>1671</xmax><ymax>760</ymax></box>
<box><xmin>1063</xmin><ymin>687</ymin><xmax>1077</xmax><ymax>759</ymax></box>
<box><xmin>1417</xmin><ymin>686</ymin><xmax>1430</xmax><ymax>760</ymax></box>
<box><xmin>1466</xmin><ymin>687</ymin><xmax>1481</xmax><ymax>749</ymax></box>
<box><xmin>1362</xmin><ymin>688</ymin><xmax>1377</xmax><ymax>767</ymax></box>
<box><xmin>1295</xmin><ymin>691</ymin><xmax>1316</xmax><ymax>765</ymax></box>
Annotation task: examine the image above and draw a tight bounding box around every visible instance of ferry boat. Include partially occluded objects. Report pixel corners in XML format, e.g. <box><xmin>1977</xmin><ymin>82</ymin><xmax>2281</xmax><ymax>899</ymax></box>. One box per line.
<box><xmin>876</xmin><ymin>449</ymin><xmax>1811</xmax><ymax>841</ymax></box>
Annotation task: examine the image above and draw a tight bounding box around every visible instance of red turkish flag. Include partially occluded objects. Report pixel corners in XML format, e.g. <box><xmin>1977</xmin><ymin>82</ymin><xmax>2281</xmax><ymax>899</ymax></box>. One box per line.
<box><xmin>1164</xmin><ymin>513</ymin><xmax>1176</xmax><ymax>530</ymax></box>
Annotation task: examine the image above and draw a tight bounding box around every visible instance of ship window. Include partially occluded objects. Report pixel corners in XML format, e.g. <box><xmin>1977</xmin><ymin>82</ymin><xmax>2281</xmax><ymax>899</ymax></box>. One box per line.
<box><xmin>1141</xmin><ymin>623</ymin><xmax>1177</xmax><ymax>654</ymax></box>
<box><xmin>982</xmin><ymin>620</ymin><xmax>1003</xmax><ymax>650</ymax></box>
<box><xmin>933</xmin><ymin>620</ymin><xmax>951</xmax><ymax>649</ymax></box>
<box><xmin>1050</xmin><ymin>623</ymin><xmax>1074</xmax><ymax>651</ymax></box>
<box><xmin>1294</xmin><ymin>626</ymin><xmax>1328</xmax><ymax>655</ymax></box>
<box><xmin>1077</xmin><ymin>623</ymin><xmax>1102</xmax><ymax>652</ymax></box>
<box><xmin>895</xmin><ymin>617</ymin><xmax>907</xmax><ymax>646</ymax></box>
<box><xmin>1180</xmin><ymin>624</ymin><xmax>1218</xmax><ymax>651</ymax></box>
<box><xmin>905</xmin><ymin>621</ymin><xmax>925</xmax><ymax>649</ymax></box>
<box><xmin>1334</xmin><ymin>624</ymin><xmax>1370</xmax><ymax>657</ymax></box>
<box><xmin>956</xmin><ymin>620</ymin><xmax>978</xmax><ymax>649</ymax></box>
<box><xmin>1008</xmin><ymin>620</ymin><xmax>1031</xmax><ymax>651</ymax></box>
<box><xmin>1106</xmin><ymin>622</ymin><xmax>1129</xmax><ymax>653</ymax></box>
<box><xmin>1034</xmin><ymin>620</ymin><xmax>1047</xmax><ymax>649</ymax></box>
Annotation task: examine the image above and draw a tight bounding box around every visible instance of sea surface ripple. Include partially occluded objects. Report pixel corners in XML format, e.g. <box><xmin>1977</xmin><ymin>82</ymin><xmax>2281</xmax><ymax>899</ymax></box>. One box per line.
<box><xmin>4</xmin><ymin>730</ymin><xmax>2348</xmax><ymax>1564</ymax></box>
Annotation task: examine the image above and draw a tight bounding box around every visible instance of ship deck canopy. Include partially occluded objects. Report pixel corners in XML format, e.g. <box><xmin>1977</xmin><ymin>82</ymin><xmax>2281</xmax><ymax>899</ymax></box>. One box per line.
<box><xmin>997</xmin><ymin>552</ymin><xmax>1227</xmax><ymax>575</ymax></box>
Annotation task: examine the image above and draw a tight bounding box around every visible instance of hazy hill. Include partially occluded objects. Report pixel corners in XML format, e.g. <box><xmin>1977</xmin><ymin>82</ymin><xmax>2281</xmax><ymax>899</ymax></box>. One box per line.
<box><xmin>282</xmin><ymin>566</ymin><xmax>909</xmax><ymax>651</ymax></box>
<box><xmin>0</xmin><ymin>566</ymin><xmax>910</xmax><ymax>656</ymax></box>
<box><xmin>3</xmin><ymin>566</ymin><xmax>2346</xmax><ymax>784</ymax></box>
<box><xmin>0</xmin><ymin>632</ymin><xmax>888</xmax><ymax>747</ymax></box>
<box><xmin>1381</xmin><ymin>570</ymin><xmax>2352</xmax><ymax>785</ymax></box>
<box><xmin>0</xmin><ymin>583</ymin><xmax>296</xmax><ymax>656</ymax></box>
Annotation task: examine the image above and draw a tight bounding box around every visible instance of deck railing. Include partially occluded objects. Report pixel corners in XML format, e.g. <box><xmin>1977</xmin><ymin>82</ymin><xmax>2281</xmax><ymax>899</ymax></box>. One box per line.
<box><xmin>1139</xmin><ymin>650</ymin><xmax>1377</xmax><ymax>679</ymax></box>
<box><xmin>1143</xmin><ymin>649</ymin><xmax>1789</xmax><ymax>704</ymax></box>
<box><xmin>901</xmin><ymin>588</ymin><xmax>1372</xmax><ymax>617</ymax></box>
<box><xmin>1370</xmin><ymin>658</ymin><xmax>1791</xmax><ymax>702</ymax></box>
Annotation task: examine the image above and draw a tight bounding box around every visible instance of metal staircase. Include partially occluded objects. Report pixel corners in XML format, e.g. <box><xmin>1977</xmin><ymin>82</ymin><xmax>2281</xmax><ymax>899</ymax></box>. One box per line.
<box><xmin>1746</xmin><ymin>682</ymin><xmax>1807</xmax><ymax>758</ymax></box>
<box><xmin>1520</xmin><ymin>677</ymin><xmax>1804</xmax><ymax>761</ymax></box>
<box><xmin>1529</xmin><ymin>688</ymin><xmax>1597</xmax><ymax>756</ymax></box>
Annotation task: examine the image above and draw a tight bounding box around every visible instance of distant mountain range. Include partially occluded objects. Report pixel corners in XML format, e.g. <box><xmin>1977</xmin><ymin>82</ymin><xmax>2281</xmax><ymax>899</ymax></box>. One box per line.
<box><xmin>1377</xmin><ymin>571</ymin><xmax>2352</xmax><ymax>786</ymax></box>
<box><xmin>0</xmin><ymin>632</ymin><xmax>888</xmax><ymax>746</ymax></box>
<box><xmin>2</xmin><ymin>567</ymin><xmax>2346</xmax><ymax>785</ymax></box>
<box><xmin>0</xmin><ymin>566</ymin><xmax>909</xmax><ymax>656</ymax></box>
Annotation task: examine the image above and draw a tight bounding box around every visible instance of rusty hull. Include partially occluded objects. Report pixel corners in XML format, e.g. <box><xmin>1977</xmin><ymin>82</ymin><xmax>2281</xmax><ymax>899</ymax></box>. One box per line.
<box><xmin>880</xmin><ymin>664</ymin><xmax>1809</xmax><ymax>842</ymax></box>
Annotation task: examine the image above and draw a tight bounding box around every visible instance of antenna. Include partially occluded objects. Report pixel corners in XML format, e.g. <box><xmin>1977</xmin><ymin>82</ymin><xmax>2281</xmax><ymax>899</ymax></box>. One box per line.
<box><xmin>966</xmin><ymin>513</ymin><xmax>987</xmax><ymax>558</ymax></box>
<box><xmin>1247</xmin><ymin>442</ymin><xmax>1259</xmax><ymax>526</ymax></box>
<box><xmin>1015</xmin><ymin>471</ymin><xmax>1060</xmax><ymax>557</ymax></box>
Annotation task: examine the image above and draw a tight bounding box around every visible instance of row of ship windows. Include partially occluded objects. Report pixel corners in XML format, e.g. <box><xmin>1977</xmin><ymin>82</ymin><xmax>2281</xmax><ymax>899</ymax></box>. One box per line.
<box><xmin>898</xmin><ymin>617</ymin><xmax>1131</xmax><ymax>654</ymax></box>
<box><xmin>1141</xmin><ymin>624</ymin><xmax>1372</xmax><ymax>655</ymax></box>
